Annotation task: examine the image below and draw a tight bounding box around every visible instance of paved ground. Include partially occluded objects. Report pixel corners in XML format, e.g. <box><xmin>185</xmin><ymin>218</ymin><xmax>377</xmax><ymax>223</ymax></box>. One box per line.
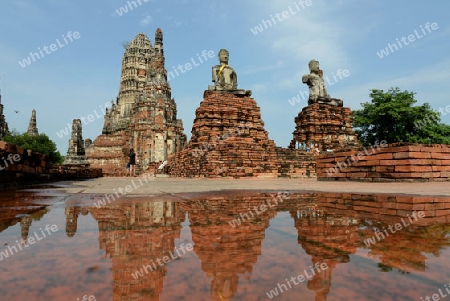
<box><xmin>53</xmin><ymin>177</ymin><xmax>450</xmax><ymax>196</ymax></box>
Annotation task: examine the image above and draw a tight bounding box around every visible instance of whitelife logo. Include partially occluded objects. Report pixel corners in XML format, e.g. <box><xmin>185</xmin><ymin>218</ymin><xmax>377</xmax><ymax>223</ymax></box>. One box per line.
<box><xmin>18</xmin><ymin>31</ymin><xmax>81</xmax><ymax>68</ymax></box>
<box><xmin>376</xmin><ymin>22</ymin><xmax>439</xmax><ymax>59</ymax></box>
<box><xmin>0</xmin><ymin>224</ymin><xmax>58</xmax><ymax>261</ymax></box>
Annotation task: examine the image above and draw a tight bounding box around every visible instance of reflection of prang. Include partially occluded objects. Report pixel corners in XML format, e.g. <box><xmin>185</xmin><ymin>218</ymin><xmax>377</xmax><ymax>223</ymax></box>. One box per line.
<box><xmin>88</xmin><ymin>201</ymin><xmax>186</xmax><ymax>301</ymax></box>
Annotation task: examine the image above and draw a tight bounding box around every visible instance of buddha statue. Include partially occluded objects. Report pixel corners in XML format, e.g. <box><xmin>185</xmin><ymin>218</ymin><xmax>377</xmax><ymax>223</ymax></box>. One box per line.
<box><xmin>302</xmin><ymin>59</ymin><xmax>343</xmax><ymax>106</ymax></box>
<box><xmin>302</xmin><ymin>60</ymin><xmax>329</xmax><ymax>100</ymax></box>
<box><xmin>208</xmin><ymin>49</ymin><xmax>251</xmax><ymax>96</ymax></box>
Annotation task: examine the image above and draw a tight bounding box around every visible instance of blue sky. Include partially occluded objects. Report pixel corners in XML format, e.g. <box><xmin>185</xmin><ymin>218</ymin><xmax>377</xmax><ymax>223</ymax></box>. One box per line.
<box><xmin>1</xmin><ymin>0</ymin><xmax>449</xmax><ymax>153</ymax></box>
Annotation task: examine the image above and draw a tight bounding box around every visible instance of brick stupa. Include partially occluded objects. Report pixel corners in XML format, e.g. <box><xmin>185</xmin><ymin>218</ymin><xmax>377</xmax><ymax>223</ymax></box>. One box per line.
<box><xmin>290</xmin><ymin>103</ymin><xmax>360</xmax><ymax>151</ymax></box>
<box><xmin>169</xmin><ymin>90</ymin><xmax>280</xmax><ymax>178</ymax></box>
<box><xmin>290</xmin><ymin>60</ymin><xmax>360</xmax><ymax>151</ymax></box>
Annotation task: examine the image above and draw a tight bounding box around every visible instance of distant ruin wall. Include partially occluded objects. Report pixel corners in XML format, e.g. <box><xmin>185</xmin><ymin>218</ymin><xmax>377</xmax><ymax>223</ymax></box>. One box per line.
<box><xmin>0</xmin><ymin>141</ymin><xmax>102</xmax><ymax>188</ymax></box>
<box><xmin>275</xmin><ymin>147</ymin><xmax>316</xmax><ymax>178</ymax></box>
<box><xmin>316</xmin><ymin>143</ymin><xmax>450</xmax><ymax>182</ymax></box>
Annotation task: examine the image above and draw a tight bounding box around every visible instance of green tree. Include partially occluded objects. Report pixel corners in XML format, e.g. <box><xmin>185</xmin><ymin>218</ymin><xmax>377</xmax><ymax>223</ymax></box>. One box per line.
<box><xmin>3</xmin><ymin>131</ymin><xmax>63</xmax><ymax>164</ymax></box>
<box><xmin>353</xmin><ymin>87</ymin><xmax>450</xmax><ymax>145</ymax></box>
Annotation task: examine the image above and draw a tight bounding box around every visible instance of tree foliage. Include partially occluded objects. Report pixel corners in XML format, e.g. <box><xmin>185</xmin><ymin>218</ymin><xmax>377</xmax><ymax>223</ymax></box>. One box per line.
<box><xmin>3</xmin><ymin>131</ymin><xmax>63</xmax><ymax>164</ymax></box>
<box><xmin>353</xmin><ymin>87</ymin><xmax>450</xmax><ymax>145</ymax></box>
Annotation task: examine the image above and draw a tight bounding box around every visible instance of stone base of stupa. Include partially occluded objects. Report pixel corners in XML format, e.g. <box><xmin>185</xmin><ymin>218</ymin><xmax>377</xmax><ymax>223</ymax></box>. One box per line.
<box><xmin>169</xmin><ymin>91</ymin><xmax>280</xmax><ymax>178</ymax></box>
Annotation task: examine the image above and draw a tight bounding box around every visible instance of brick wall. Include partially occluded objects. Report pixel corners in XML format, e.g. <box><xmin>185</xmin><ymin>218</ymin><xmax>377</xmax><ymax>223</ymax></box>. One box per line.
<box><xmin>0</xmin><ymin>141</ymin><xmax>102</xmax><ymax>188</ymax></box>
<box><xmin>275</xmin><ymin>147</ymin><xmax>316</xmax><ymax>178</ymax></box>
<box><xmin>316</xmin><ymin>143</ymin><xmax>450</xmax><ymax>182</ymax></box>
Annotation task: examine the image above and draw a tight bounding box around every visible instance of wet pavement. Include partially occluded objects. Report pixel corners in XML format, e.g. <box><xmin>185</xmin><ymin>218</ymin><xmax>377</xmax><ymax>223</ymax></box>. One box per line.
<box><xmin>1</xmin><ymin>181</ymin><xmax>450</xmax><ymax>301</ymax></box>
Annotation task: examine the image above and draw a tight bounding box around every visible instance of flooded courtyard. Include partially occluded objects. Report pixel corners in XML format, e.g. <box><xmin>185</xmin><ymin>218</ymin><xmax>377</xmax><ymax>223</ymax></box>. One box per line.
<box><xmin>1</xmin><ymin>181</ymin><xmax>450</xmax><ymax>301</ymax></box>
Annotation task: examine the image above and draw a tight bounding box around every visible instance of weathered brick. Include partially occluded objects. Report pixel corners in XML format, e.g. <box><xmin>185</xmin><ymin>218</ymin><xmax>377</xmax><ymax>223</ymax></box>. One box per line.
<box><xmin>431</xmin><ymin>153</ymin><xmax>450</xmax><ymax>160</ymax></box>
<box><xmin>395</xmin><ymin>166</ymin><xmax>432</xmax><ymax>172</ymax></box>
<box><xmin>394</xmin><ymin>152</ymin><xmax>431</xmax><ymax>159</ymax></box>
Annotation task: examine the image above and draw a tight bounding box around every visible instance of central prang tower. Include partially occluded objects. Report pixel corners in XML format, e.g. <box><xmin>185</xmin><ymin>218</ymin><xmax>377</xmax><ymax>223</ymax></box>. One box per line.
<box><xmin>87</xmin><ymin>29</ymin><xmax>186</xmax><ymax>176</ymax></box>
<box><xmin>105</xmin><ymin>30</ymin><xmax>169</xmax><ymax>129</ymax></box>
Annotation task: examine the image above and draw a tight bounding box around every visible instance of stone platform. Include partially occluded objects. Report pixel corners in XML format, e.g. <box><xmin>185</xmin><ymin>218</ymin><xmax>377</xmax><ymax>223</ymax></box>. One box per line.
<box><xmin>290</xmin><ymin>103</ymin><xmax>360</xmax><ymax>151</ymax></box>
<box><xmin>59</xmin><ymin>175</ymin><xmax>450</xmax><ymax>197</ymax></box>
<box><xmin>169</xmin><ymin>90</ymin><xmax>280</xmax><ymax>178</ymax></box>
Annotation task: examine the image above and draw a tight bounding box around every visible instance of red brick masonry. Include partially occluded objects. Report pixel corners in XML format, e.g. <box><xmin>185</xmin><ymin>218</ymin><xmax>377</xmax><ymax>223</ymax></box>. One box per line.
<box><xmin>0</xmin><ymin>141</ymin><xmax>102</xmax><ymax>188</ymax></box>
<box><xmin>169</xmin><ymin>91</ymin><xmax>280</xmax><ymax>178</ymax></box>
<box><xmin>316</xmin><ymin>143</ymin><xmax>450</xmax><ymax>182</ymax></box>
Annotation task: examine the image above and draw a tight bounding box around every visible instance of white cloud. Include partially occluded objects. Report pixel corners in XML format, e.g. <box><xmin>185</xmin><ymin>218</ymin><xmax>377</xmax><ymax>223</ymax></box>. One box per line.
<box><xmin>206</xmin><ymin>3</ymin><xmax>227</xmax><ymax>20</ymax></box>
<box><xmin>245</xmin><ymin>0</ymin><xmax>360</xmax><ymax>92</ymax></box>
<box><xmin>333</xmin><ymin>57</ymin><xmax>450</xmax><ymax>111</ymax></box>
<box><xmin>139</xmin><ymin>14</ymin><xmax>152</xmax><ymax>25</ymax></box>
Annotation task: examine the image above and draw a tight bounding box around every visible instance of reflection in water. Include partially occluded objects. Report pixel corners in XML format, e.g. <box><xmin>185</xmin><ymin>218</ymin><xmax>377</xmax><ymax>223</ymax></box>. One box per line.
<box><xmin>1</xmin><ymin>190</ymin><xmax>450</xmax><ymax>300</ymax></box>
<box><xmin>73</xmin><ymin>201</ymin><xmax>185</xmax><ymax>301</ymax></box>
<box><xmin>180</xmin><ymin>194</ymin><xmax>280</xmax><ymax>301</ymax></box>
<box><xmin>293</xmin><ymin>210</ymin><xmax>358</xmax><ymax>300</ymax></box>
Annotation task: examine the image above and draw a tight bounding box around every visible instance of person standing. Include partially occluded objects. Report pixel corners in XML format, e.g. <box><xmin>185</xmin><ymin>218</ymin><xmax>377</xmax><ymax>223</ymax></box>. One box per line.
<box><xmin>125</xmin><ymin>162</ymin><xmax>130</xmax><ymax>177</ymax></box>
<box><xmin>129</xmin><ymin>148</ymin><xmax>136</xmax><ymax>177</ymax></box>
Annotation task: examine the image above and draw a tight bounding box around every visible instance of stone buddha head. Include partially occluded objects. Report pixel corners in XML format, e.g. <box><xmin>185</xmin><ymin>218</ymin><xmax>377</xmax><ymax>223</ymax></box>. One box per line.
<box><xmin>218</xmin><ymin>49</ymin><xmax>229</xmax><ymax>65</ymax></box>
<box><xmin>308</xmin><ymin>59</ymin><xmax>320</xmax><ymax>73</ymax></box>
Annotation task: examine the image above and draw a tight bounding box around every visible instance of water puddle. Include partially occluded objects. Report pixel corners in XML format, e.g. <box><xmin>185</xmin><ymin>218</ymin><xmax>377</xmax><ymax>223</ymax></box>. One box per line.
<box><xmin>0</xmin><ymin>186</ymin><xmax>449</xmax><ymax>300</ymax></box>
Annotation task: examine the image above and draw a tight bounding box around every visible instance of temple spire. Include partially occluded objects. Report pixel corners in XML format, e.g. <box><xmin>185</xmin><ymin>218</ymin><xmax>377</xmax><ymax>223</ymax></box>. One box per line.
<box><xmin>63</xmin><ymin>119</ymin><xmax>89</xmax><ymax>165</ymax></box>
<box><xmin>155</xmin><ymin>28</ymin><xmax>163</xmax><ymax>54</ymax></box>
<box><xmin>27</xmin><ymin>109</ymin><xmax>39</xmax><ymax>136</ymax></box>
<box><xmin>0</xmin><ymin>90</ymin><xmax>8</xmax><ymax>139</ymax></box>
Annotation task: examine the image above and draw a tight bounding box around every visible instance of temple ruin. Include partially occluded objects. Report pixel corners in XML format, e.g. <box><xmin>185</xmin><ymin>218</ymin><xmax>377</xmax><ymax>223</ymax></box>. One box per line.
<box><xmin>86</xmin><ymin>29</ymin><xmax>186</xmax><ymax>176</ymax></box>
<box><xmin>0</xmin><ymin>92</ymin><xmax>9</xmax><ymax>139</ymax></box>
<box><xmin>169</xmin><ymin>49</ymin><xmax>280</xmax><ymax>178</ymax></box>
<box><xmin>63</xmin><ymin>119</ymin><xmax>89</xmax><ymax>166</ymax></box>
<box><xmin>26</xmin><ymin>109</ymin><xmax>39</xmax><ymax>136</ymax></box>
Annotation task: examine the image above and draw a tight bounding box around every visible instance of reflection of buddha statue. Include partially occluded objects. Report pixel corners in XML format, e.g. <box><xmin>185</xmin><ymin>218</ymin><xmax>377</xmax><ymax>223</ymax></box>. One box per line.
<box><xmin>208</xmin><ymin>49</ymin><xmax>251</xmax><ymax>96</ymax></box>
<box><xmin>302</xmin><ymin>59</ymin><xmax>343</xmax><ymax>106</ymax></box>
